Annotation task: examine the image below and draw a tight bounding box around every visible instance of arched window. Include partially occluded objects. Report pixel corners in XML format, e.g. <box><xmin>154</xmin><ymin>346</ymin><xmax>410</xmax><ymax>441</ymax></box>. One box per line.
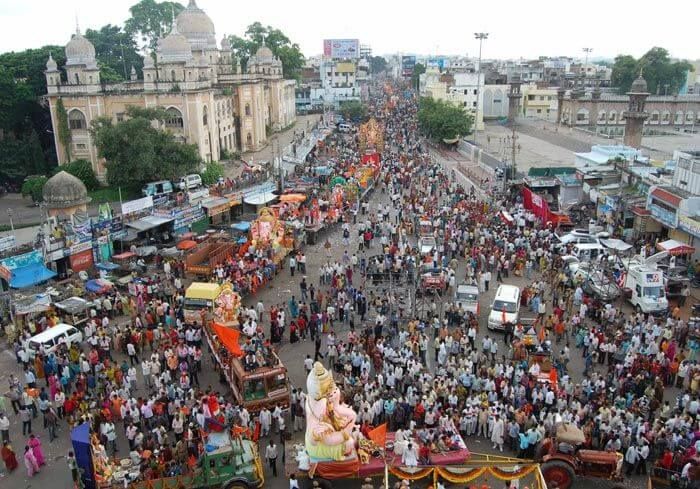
<box><xmin>245</xmin><ymin>103</ymin><xmax>251</xmax><ymax>116</ymax></box>
<box><xmin>650</xmin><ymin>110</ymin><xmax>660</xmax><ymax>123</ymax></box>
<box><xmin>662</xmin><ymin>111</ymin><xmax>671</xmax><ymax>123</ymax></box>
<box><xmin>147</xmin><ymin>74</ymin><xmax>151</xmax><ymax>81</ymax></box>
<box><xmin>68</xmin><ymin>110</ymin><xmax>87</xmax><ymax>130</ymax></box>
<box><xmin>171</xmin><ymin>70</ymin><xmax>176</xmax><ymax>81</ymax></box>
<box><xmin>202</xmin><ymin>106</ymin><xmax>208</xmax><ymax>126</ymax></box>
<box><xmin>608</xmin><ymin>111</ymin><xmax>617</xmax><ymax>123</ymax></box>
<box><xmin>89</xmin><ymin>76</ymin><xmax>93</xmax><ymax>84</ymax></box>
<box><xmin>576</xmin><ymin>108</ymin><xmax>589</xmax><ymax>122</ymax></box>
<box><xmin>687</xmin><ymin>112</ymin><xmax>695</xmax><ymax>123</ymax></box>
<box><xmin>598</xmin><ymin>110</ymin><xmax>606</xmax><ymax>122</ymax></box>
<box><xmin>164</xmin><ymin>108</ymin><xmax>184</xmax><ymax>129</ymax></box>
<box><xmin>74</xmin><ymin>73</ymin><xmax>80</xmax><ymax>84</ymax></box>
<box><xmin>675</xmin><ymin>111</ymin><xmax>684</xmax><ymax>124</ymax></box>
<box><xmin>246</xmin><ymin>133</ymin><xmax>253</xmax><ymax>147</ymax></box>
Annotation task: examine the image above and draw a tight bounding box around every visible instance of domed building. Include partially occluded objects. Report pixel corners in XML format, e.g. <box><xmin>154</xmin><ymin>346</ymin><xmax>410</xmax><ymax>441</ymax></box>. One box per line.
<box><xmin>43</xmin><ymin>171</ymin><xmax>92</xmax><ymax>217</ymax></box>
<box><xmin>44</xmin><ymin>1</ymin><xmax>297</xmax><ymax>182</ymax></box>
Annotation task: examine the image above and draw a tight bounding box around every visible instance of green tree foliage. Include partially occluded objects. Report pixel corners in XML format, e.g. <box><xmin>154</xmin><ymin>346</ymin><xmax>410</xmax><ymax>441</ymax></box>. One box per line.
<box><xmin>339</xmin><ymin>100</ymin><xmax>367</xmax><ymax>122</ymax></box>
<box><xmin>91</xmin><ymin>106</ymin><xmax>201</xmax><ymax>187</ymax></box>
<box><xmin>21</xmin><ymin>175</ymin><xmax>49</xmax><ymax>203</ymax></box>
<box><xmin>0</xmin><ymin>130</ymin><xmax>47</xmax><ymax>184</ymax></box>
<box><xmin>228</xmin><ymin>22</ymin><xmax>304</xmax><ymax>80</ymax></box>
<box><xmin>199</xmin><ymin>161</ymin><xmax>224</xmax><ymax>185</ymax></box>
<box><xmin>55</xmin><ymin>98</ymin><xmax>71</xmax><ymax>161</ymax></box>
<box><xmin>60</xmin><ymin>159</ymin><xmax>100</xmax><ymax>191</ymax></box>
<box><xmin>612</xmin><ymin>47</ymin><xmax>693</xmax><ymax>94</ymax></box>
<box><xmin>369</xmin><ymin>56</ymin><xmax>388</xmax><ymax>74</ymax></box>
<box><xmin>124</xmin><ymin>0</ymin><xmax>184</xmax><ymax>52</ymax></box>
<box><xmin>418</xmin><ymin>97</ymin><xmax>474</xmax><ymax>142</ymax></box>
<box><xmin>411</xmin><ymin>63</ymin><xmax>426</xmax><ymax>90</ymax></box>
<box><xmin>85</xmin><ymin>24</ymin><xmax>143</xmax><ymax>81</ymax></box>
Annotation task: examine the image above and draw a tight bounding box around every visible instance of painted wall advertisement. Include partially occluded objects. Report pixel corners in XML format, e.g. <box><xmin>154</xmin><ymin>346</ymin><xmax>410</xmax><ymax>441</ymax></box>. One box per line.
<box><xmin>121</xmin><ymin>196</ymin><xmax>154</xmax><ymax>216</ymax></box>
<box><xmin>0</xmin><ymin>235</ymin><xmax>15</xmax><ymax>252</ymax></box>
<box><xmin>323</xmin><ymin>39</ymin><xmax>359</xmax><ymax>59</ymax></box>
<box><xmin>679</xmin><ymin>214</ymin><xmax>700</xmax><ymax>238</ymax></box>
<box><xmin>70</xmin><ymin>249</ymin><xmax>94</xmax><ymax>272</ymax></box>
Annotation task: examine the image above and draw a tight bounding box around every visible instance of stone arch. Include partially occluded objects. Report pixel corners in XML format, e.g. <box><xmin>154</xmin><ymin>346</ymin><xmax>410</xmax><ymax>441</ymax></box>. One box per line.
<box><xmin>246</xmin><ymin>132</ymin><xmax>253</xmax><ymax>147</ymax></box>
<box><xmin>68</xmin><ymin>109</ymin><xmax>87</xmax><ymax>130</ymax></box>
<box><xmin>662</xmin><ymin>110</ymin><xmax>671</xmax><ymax>124</ymax></box>
<box><xmin>202</xmin><ymin>106</ymin><xmax>208</xmax><ymax>126</ymax></box>
<box><xmin>650</xmin><ymin>110</ymin><xmax>660</xmax><ymax>123</ymax></box>
<box><xmin>164</xmin><ymin>107</ymin><xmax>184</xmax><ymax>129</ymax></box>
<box><xmin>608</xmin><ymin>110</ymin><xmax>617</xmax><ymax>123</ymax></box>
<box><xmin>675</xmin><ymin>111</ymin><xmax>684</xmax><ymax>124</ymax></box>
<box><xmin>598</xmin><ymin>110</ymin><xmax>606</xmax><ymax>123</ymax></box>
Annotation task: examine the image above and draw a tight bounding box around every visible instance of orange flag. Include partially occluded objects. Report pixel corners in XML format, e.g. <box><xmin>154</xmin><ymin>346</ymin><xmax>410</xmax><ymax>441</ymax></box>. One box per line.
<box><xmin>368</xmin><ymin>423</ymin><xmax>388</xmax><ymax>448</ymax></box>
<box><xmin>549</xmin><ymin>367</ymin><xmax>558</xmax><ymax>386</ymax></box>
<box><xmin>212</xmin><ymin>322</ymin><xmax>243</xmax><ymax>357</ymax></box>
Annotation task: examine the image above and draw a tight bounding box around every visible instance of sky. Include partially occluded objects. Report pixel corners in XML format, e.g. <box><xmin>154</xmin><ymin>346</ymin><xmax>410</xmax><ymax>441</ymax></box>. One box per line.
<box><xmin>1</xmin><ymin>0</ymin><xmax>698</xmax><ymax>61</ymax></box>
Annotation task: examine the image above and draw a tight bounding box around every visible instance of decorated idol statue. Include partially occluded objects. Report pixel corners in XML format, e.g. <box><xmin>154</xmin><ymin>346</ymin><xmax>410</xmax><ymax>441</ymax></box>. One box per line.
<box><xmin>305</xmin><ymin>362</ymin><xmax>358</xmax><ymax>461</ymax></box>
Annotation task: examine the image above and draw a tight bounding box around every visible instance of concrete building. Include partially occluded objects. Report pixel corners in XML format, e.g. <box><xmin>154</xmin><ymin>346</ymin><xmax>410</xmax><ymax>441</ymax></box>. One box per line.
<box><xmin>419</xmin><ymin>68</ymin><xmax>484</xmax><ymax>130</ymax></box>
<box><xmin>45</xmin><ymin>0</ymin><xmax>296</xmax><ymax>181</ymax></box>
<box><xmin>522</xmin><ymin>86</ymin><xmax>558</xmax><ymax>120</ymax></box>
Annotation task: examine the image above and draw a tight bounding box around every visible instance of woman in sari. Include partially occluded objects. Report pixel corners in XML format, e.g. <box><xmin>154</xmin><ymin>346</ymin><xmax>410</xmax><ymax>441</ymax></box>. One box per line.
<box><xmin>23</xmin><ymin>445</ymin><xmax>40</xmax><ymax>476</ymax></box>
<box><xmin>28</xmin><ymin>434</ymin><xmax>45</xmax><ymax>466</ymax></box>
<box><xmin>2</xmin><ymin>442</ymin><xmax>18</xmax><ymax>472</ymax></box>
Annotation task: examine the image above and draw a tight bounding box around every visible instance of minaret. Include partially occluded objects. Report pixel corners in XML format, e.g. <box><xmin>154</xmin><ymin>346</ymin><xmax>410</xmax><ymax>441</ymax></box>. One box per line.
<box><xmin>623</xmin><ymin>71</ymin><xmax>650</xmax><ymax>149</ymax></box>
<box><xmin>507</xmin><ymin>75</ymin><xmax>522</xmax><ymax>123</ymax></box>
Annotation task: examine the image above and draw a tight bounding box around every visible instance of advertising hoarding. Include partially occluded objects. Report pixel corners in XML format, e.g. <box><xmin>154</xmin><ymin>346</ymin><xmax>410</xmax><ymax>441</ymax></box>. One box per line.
<box><xmin>402</xmin><ymin>56</ymin><xmax>416</xmax><ymax>77</ymax></box>
<box><xmin>323</xmin><ymin>39</ymin><xmax>360</xmax><ymax>59</ymax></box>
<box><xmin>121</xmin><ymin>196</ymin><xmax>153</xmax><ymax>216</ymax></box>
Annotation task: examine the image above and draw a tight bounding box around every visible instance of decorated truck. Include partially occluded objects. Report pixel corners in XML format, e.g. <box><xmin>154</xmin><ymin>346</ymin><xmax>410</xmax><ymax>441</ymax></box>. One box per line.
<box><xmin>185</xmin><ymin>240</ymin><xmax>234</xmax><ymax>278</ymax></box>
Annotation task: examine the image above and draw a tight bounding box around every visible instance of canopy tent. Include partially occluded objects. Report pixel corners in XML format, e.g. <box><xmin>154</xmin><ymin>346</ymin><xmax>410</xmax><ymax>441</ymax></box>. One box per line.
<box><xmin>243</xmin><ymin>192</ymin><xmax>278</xmax><ymax>206</ymax></box>
<box><xmin>125</xmin><ymin>215</ymin><xmax>173</xmax><ymax>232</ymax></box>
<box><xmin>230</xmin><ymin>221</ymin><xmax>251</xmax><ymax>232</ymax></box>
<box><xmin>95</xmin><ymin>261</ymin><xmax>120</xmax><ymax>271</ymax></box>
<box><xmin>14</xmin><ymin>294</ymin><xmax>52</xmax><ymax>315</ymax></box>
<box><xmin>10</xmin><ymin>263</ymin><xmax>57</xmax><ymax>288</ymax></box>
<box><xmin>159</xmin><ymin>246</ymin><xmax>182</xmax><ymax>257</ymax></box>
<box><xmin>135</xmin><ymin>245</ymin><xmax>158</xmax><ymax>257</ymax></box>
<box><xmin>176</xmin><ymin>239</ymin><xmax>197</xmax><ymax>251</ymax></box>
<box><xmin>211</xmin><ymin>322</ymin><xmax>243</xmax><ymax>357</ymax></box>
<box><xmin>600</xmin><ymin>238</ymin><xmax>634</xmax><ymax>252</ymax></box>
<box><xmin>54</xmin><ymin>296</ymin><xmax>92</xmax><ymax>315</ymax></box>
<box><xmin>657</xmin><ymin>239</ymin><xmax>696</xmax><ymax>256</ymax></box>
<box><xmin>85</xmin><ymin>278</ymin><xmax>113</xmax><ymax>294</ymax></box>
<box><xmin>112</xmin><ymin>251</ymin><xmax>136</xmax><ymax>261</ymax></box>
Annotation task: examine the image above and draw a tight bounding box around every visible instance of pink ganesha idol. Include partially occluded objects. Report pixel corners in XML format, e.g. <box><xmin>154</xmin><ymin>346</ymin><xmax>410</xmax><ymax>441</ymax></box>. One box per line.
<box><xmin>304</xmin><ymin>362</ymin><xmax>358</xmax><ymax>461</ymax></box>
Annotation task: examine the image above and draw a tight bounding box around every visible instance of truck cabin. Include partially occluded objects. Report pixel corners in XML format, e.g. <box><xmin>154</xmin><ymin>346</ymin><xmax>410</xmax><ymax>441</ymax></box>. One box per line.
<box><xmin>184</xmin><ymin>282</ymin><xmax>222</xmax><ymax>323</ymax></box>
<box><xmin>232</xmin><ymin>353</ymin><xmax>290</xmax><ymax>413</ymax></box>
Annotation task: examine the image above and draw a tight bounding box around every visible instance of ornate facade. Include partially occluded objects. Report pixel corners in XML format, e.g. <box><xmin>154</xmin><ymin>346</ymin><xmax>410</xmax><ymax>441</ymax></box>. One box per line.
<box><xmin>45</xmin><ymin>0</ymin><xmax>296</xmax><ymax>180</ymax></box>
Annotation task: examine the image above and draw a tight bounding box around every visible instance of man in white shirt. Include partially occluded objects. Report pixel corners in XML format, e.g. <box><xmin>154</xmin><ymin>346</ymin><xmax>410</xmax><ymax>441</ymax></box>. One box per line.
<box><xmin>265</xmin><ymin>440</ymin><xmax>278</xmax><ymax>477</ymax></box>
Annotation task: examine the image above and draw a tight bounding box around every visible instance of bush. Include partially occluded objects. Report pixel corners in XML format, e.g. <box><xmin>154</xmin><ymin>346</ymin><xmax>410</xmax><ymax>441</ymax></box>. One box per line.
<box><xmin>60</xmin><ymin>159</ymin><xmax>100</xmax><ymax>191</ymax></box>
<box><xmin>21</xmin><ymin>175</ymin><xmax>48</xmax><ymax>203</ymax></box>
<box><xmin>200</xmin><ymin>161</ymin><xmax>225</xmax><ymax>186</ymax></box>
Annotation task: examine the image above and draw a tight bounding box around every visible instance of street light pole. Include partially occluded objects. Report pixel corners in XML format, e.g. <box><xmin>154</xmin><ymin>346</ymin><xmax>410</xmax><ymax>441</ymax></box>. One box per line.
<box><xmin>474</xmin><ymin>32</ymin><xmax>489</xmax><ymax>145</ymax></box>
<box><xmin>6</xmin><ymin>209</ymin><xmax>14</xmax><ymax>234</ymax></box>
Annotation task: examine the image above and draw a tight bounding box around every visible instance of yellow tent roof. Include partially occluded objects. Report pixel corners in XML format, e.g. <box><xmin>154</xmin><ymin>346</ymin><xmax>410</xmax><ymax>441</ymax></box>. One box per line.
<box><xmin>185</xmin><ymin>282</ymin><xmax>222</xmax><ymax>301</ymax></box>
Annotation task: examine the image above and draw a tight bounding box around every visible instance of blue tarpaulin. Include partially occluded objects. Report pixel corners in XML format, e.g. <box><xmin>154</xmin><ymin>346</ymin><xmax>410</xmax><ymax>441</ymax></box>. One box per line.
<box><xmin>10</xmin><ymin>264</ymin><xmax>57</xmax><ymax>288</ymax></box>
<box><xmin>96</xmin><ymin>261</ymin><xmax>120</xmax><ymax>271</ymax></box>
<box><xmin>231</xmin><ymin>221</ymin><xmax>251</xmax><ymax>231</ymax></box>
<box><xmin>71</xmin><ymin>423</ymin><xmax>95</xmax><ymax>489</ymax></box>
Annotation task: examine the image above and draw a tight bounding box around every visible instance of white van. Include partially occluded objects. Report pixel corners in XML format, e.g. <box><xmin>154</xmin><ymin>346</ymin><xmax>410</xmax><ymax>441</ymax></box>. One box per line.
<box><xmin>178</xmin><ymin>174</ymin><xmax>203</xmax><ymax>191</ymax></box>
<box><xmin>26</xmin><ymin>323</ymin><xmax>83</xmax><ymax>355</ymax></box>
<box><xmin>571</xmin><ymin>243</ymin><xmax>605</xmax><ymax>262</ymax></box>
<box><xmin>338</xmin><ymin>123</ymin><xmax>352</xmax><ymax>133</ymax></box>
<box><xmin>487</xmin><ymin>284</ymin><xmax>521</xmax><ymax>331</ymax></box>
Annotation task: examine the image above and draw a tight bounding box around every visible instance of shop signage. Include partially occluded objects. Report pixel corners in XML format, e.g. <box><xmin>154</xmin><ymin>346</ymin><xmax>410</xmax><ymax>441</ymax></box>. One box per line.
<box><xmin>69</xmin><ymin>241</ymin><xmax>92</xmax><ymax>256</ymax></box>
<box><xmin>188</xmin><ymin>189</ymin><xmax>210</xmax><ymax>203</ymax></box>
<box><xmin>0</xmin><ymin>250</ymin><xmax>43</xmax><ymax>270</ymax></box>
<box><xmin>208</xmin><ymin>203</ymin><xmax>230</xmax><ymax>216</ymax></box>
<box><xmin>0</xmin><ymin>235</ymin><xmax>15</xmax><ymax>252</ymax></box>
<box><xmin>121</xmin><ymin>196</ymin><xmax>153</xmax><ymax>215</ymax></box>
<box><xmin>70</xmin><ymin>248</ymin><xmax>94</xmax><ymax>272</ymax></box>
<box><xmin>679</xmin><ymin>214</ymin><xmax>700</xmax><ymax>238</ymax></box>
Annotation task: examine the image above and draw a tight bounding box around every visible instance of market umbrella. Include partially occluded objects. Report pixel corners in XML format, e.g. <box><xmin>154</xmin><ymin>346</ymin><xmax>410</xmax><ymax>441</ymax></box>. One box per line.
<box><xmin>176</xmin><ymin>239</ymin><xmax>197</xmax><ymax>251</ymax></box>
<box><xmin>279</xmin><ymin>193</ymin><xmax>307</xmax><ymax>203</ymax></box>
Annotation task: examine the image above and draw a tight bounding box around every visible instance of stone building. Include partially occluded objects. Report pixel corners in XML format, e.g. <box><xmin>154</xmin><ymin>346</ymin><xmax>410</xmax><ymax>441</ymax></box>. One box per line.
<box><xmin>45</xmin><ymin>0</ymin><xmax>297</xmax><ymax>181</ymax></box>
<box><xmin>558</xmin><ymin>75</ymin><xmax>700</xmax><ymax>135</ymax></box>
<box><xmin>42</xmin><ymin>171</ymin><xmax>91</xmax><ymax>218</ymax></box>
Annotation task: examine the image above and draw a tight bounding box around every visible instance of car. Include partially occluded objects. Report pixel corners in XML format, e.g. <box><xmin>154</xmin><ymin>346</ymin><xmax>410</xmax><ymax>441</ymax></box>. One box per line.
<box><xmin>142</xmin><ymin>180</ymin><xmax>174</xmax><ymax>197</ymax></box>
<box><xmin>27</xmin><ymin>323</ymin><xmax>83</xmax><ymax>355</ymax></box>
<box><xmin>454</xmin><ymin>283</ymin><xmax>480</xmax><ymax>316</ymax></box>
<box><xmin>418</xmin><ymin>236</ymin><xmax>437</xmax><ymax>256</ymax></box>
<box><xmin>178</xmin><ymin>174</ymin><xmax>203</xmax><ymax>191</ymax></box>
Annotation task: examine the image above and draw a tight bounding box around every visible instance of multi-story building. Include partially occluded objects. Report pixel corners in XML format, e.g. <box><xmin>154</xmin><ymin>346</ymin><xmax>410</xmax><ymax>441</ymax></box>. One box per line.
<box><xmin>418</xmin><ymin>67</ymin><xmax>484</xmax><ymax>130</ymax></box>
<box><xmin>44</xmin><ymin>0</ymin><xmax>296</xmax><ymax>181</ymax></box>
<box><xmin>522</xmin><ymin>87</ymin><xmax>558</xmax><ymax>120</ymax></box>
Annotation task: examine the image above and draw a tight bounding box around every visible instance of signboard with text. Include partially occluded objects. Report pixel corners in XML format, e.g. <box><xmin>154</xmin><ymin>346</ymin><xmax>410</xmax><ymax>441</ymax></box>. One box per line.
<box><xmin>323</xmin><ymin>39</ymin><xmax>359</xmax><ymax>59</ymax></box>
<box><xmin>402</xmin><ymin>55</ymin><xmax>416</xmax><ymax>77</ymax></box>
<box><xmin>121</xmin><ymin>196</ymin><xmax>153</xmax><ymax>216</ymax></box>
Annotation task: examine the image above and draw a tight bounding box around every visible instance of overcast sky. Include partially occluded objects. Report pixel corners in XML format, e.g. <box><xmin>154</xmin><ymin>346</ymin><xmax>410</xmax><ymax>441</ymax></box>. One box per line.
<box><xmin>1</xmin><ymin>0</ymin><xmax>698</xmax><ymax>61</ymax></box>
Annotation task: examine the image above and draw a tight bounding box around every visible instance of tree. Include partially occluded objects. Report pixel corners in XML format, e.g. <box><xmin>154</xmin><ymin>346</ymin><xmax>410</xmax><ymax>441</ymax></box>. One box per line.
<box><xmin>199</xmin><ymin>161</ymin><xmax>224</xmax><ymax>185</ymax></box>
<box><xmin>91</xmin><ymin>106</ymin><xmax>201</xmax><ymax>187</ymax></box>
<box><xmin>611</xmin><ymin>47</ymin><xmax>693</xmax><ymax>94</ymax></box>
<box><xmin>228</xmin><ymin>22</ymin><xmax>304</xmax><ymax>80</ymax></box>
<box><xmin>55</xmin><ymin>98</ymin><xmax>71</xmax><ymax>162</ymax></box>
<box><xmin>85</xmin><ymin>24</ymin><xmax>143</xmax><ymax>81</ymax></box>
<box><xmin>418</xmin><ymin>97</ymin><xmax>474</xmax><ymax>142</ymax></box>
<box><xmin>21</xmin><ymin>175</ymin><xmax>48</xmax><ymax>203</ymax></box>
<box><xmin>369</xmin><ymin>56</ymin><xmax>387</xmax><ymax>74</ymax></box>
<box><xmin>60</xmin><ymin>159</ymin><xmax>100</xmax><ymax>191</ymax></box>
<box><xmin>339</xmin><ymin>100</ymin><xmax>367</xmax><ymax>122</ymax></box>
<box><xmin>0</xmin><ymin>129</ymin><xmax>47</xmax><ymax>185</ymax></box>
<box><xmin>124</xmin><ymin>0</ymin><xmax>184</xmax><ymax>52</ymax></box>
<box><xmin>411</xmin><ymin>63</ymin><xmax>426</xmax><ymax>90</ymax></box>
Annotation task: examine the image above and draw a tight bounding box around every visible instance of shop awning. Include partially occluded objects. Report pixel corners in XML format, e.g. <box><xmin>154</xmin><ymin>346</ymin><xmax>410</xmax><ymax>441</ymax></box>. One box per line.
<box><xmin>112</xmin><ymin>251</ymin><xmax>136</xmax><ymax>260</ymax></box>
<box><xmin>176</xmin><ymin>239</ymin><xmax>197</xmax><ymax>251</ymax></box>
<box><xmin>14</xmin><ymin>294</ymin><xmax>52</xmax><ymax>315</ymax></box>
<box><xmin>96</xmin><ymin>261</ymin><xmax>120</xmax><ymax>271</ymax></box>
<box><xmin>657</xmin><ymin>239</ymin><xmax>695</xmax><ymax>255</ymax></box>
<box><xmin>201</xmin><ymin>197</ymin><xmax>231</xmax><ymax>216</ymax></box>
<box><xmin>10</xmin><ymin>264</ymin><xmax>57</xmax><ymax>288</ymax></box>
<box><xmin>651</xmin><ymin>188</ymin><xmax>682</xmax><ymax>208</ymax></box>
<box><xmin>600</xmin><ymin>238</ymin><xmax>633</xmax><ymax>252</ymax></box>
<box><xmin>243</xmin><ymin>192</ymin><xmax>278</xmax><ymax>206</ymax></box>
<box><xmin>85</xmin><ymin>278</ymin><xmax>114</xmax><ymax>294</ymax></box>
<box><xmin>125</xmin><ymin>215</ymin><xmax>173</xmax><ymax>232</ymax></box>
<box><xmin>54</xmin><ymin>296</ymin><xmax>92</xmax><ymax>314</ymax></box>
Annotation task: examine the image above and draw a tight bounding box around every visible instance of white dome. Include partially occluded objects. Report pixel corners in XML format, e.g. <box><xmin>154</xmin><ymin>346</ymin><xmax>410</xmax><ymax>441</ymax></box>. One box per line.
<box><xmin>176</xmin><ymin>0</ymin><xmax>216</xmax><ymax>51</ymax></box>
<box><xmin>157</xmin><ymin>27</ymin><xmax>193</xmax><ymax>63</ymax></box>
<box><xmin>46</xmin><ymin>53</ymin><xmax>58</xmax><ymax>71</ymax></box>
<box><xmin>65</xmin><ymin>30</ymin><xmax>96</xmax><ymax>66</ymax></box>
<box><xmin>255</xmin><ymin>45</ymin><xmax>274</xmax><ymax>60</ymax></box>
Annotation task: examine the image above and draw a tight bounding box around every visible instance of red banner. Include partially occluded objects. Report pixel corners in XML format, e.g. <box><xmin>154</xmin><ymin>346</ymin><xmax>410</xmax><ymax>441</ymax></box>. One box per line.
<box><xmin>521</xmin><ymin>187</ymin><xmax>565</xmax><ymax>225</ymax></box>
<box><xmin>70</xmin><ymin>249</ymin><xmax>94</xmax><ymax>272</ymax></box>
<box><xmin>361</xmin><ymin>153</ymin><xmax>380</xmax><ymax>166</ymax></box>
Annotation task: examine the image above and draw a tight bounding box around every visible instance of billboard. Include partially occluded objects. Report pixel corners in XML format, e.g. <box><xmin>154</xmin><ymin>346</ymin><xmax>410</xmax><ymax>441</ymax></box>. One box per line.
<box><xmin>402</xmin><ymin>56</ymin><xmax>416</xmax><ymax>77</ymax></box>
<box><xmin>323</xmin><ymin>39</ymin><xmax>359</xmax><ymax>59</ymax></box>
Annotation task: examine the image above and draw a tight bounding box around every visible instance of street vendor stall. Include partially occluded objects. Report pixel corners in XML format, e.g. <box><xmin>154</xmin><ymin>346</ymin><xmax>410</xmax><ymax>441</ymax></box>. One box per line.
<box><xmin>54</xmin><ymin>296</ymin><xmax>93</xmax><ymax>328</ymax></box>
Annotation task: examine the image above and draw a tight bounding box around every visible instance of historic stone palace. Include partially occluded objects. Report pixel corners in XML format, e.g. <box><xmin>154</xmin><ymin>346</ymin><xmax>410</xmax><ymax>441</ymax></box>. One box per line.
<box><xmin>44</xmin><ymin>0</ymin><xmax>297</xmax><ymax>180</ymax></box>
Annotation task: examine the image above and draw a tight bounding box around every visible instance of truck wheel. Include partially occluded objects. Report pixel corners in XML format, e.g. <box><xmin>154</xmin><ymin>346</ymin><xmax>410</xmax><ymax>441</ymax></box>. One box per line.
<box><xmin>542</xmin><ymin>460</ymin><xmax>575</xmax><ymax>489</ymax></box>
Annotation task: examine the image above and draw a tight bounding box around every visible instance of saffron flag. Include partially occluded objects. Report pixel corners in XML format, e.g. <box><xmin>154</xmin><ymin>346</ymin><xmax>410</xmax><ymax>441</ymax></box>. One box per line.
<box><xmin>212</xmin><ymin>322</ymin><xmax>243</xmax><ymax>357</ymax></box>
<box><xmin>368</xmin><ymin>423</ymin><xmax>388</xmax><ymax>448</ymax></box>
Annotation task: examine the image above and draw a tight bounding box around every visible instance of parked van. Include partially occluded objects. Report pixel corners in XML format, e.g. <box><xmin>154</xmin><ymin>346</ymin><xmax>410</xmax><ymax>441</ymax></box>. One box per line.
<box><xmin>571</xmin><ymin>243</ymin><xmax>605</xmax><ymax>262</ymax></box>
<box><xmin>142</xmin><ymin>180</ymin><xmax>174</xmax><ymax>197</ymax></box>
<box><xmin>27</xmin><ymin>323</ymin><xmax>83</xmax><ymax>355</ymax></box>
<box><xmin>454</xmin><ymin>283</ymin><xmax>480</xmax><ymax>316</ymax></box>
<box><xmin>178</xmin><ymin>174</ymin><xmax>203</xmax><ymax>191</ymax></box>
<box><xmin>338</xmin><ymin>123</ymin><xmax>352</xmax><ymax>133</ymax></box>
<box><xmin>487</xmin><ymin>284</ymin><xmax>521</xmax><ymax>331</ymax></box>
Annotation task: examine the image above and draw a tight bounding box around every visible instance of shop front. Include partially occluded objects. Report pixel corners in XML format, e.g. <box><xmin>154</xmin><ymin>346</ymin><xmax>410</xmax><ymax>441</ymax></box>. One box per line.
<box><xmin>202</xmin><ymin>197</ymin><xmax>232</xmax><ymax>227</ymax></box>
<box><xmin>0</xmin><ymin>250</ymin><xmax>57</xmax><ymax>289</ymax></box>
